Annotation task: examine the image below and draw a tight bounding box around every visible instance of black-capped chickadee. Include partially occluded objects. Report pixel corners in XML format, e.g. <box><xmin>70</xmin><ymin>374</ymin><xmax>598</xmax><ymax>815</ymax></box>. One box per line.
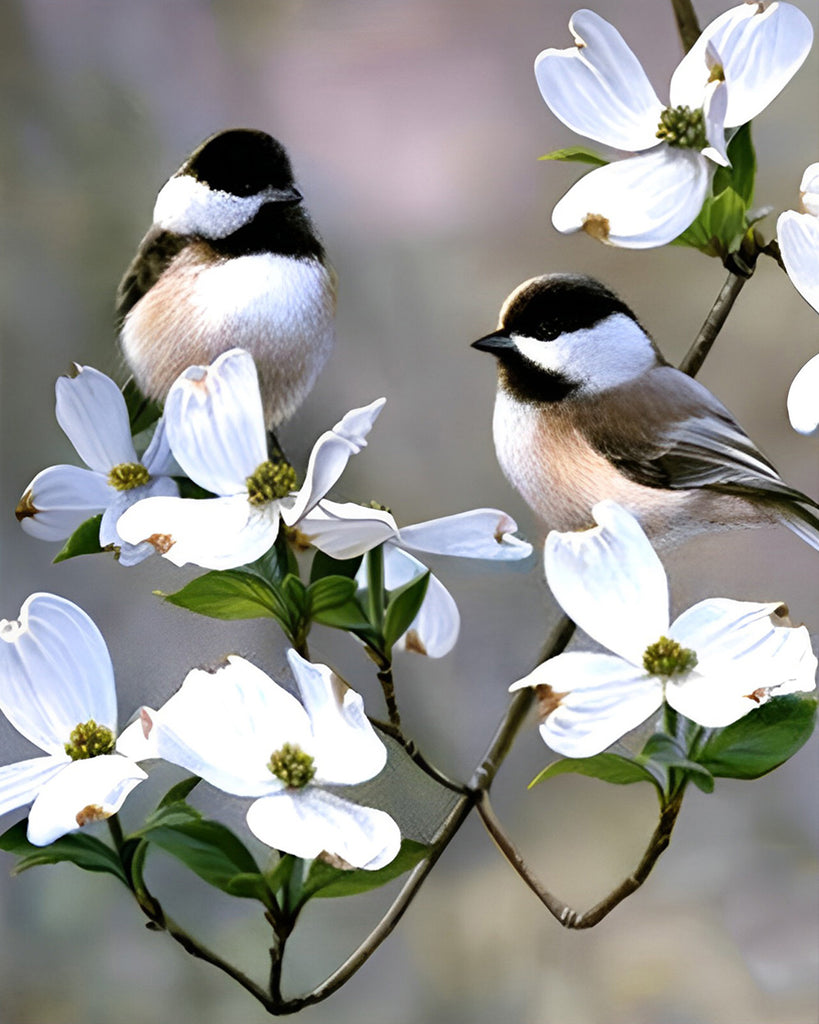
<box><xmin>472</xmin><ymin>273</ymin><xmax>819</xmax><ymax>550</ymax></box>
<box><xmin>116</xmin><ymin>128</ymin><xmax>336</xmax><ymax>428</ymax></box>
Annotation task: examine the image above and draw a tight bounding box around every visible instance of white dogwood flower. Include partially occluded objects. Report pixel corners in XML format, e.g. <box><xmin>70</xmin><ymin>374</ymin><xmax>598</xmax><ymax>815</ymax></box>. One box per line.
<box><xmin>510</xmin><ymin>501</ymin><xmax>816</xmax><ymax>758</ymax></box>
<box><xmin>297</xmin><ymin>502</ymin><xmax>533</xmax><ymax>657</ymax></box>
<box><xmin>116</xmin><ymin>348</ymin><xmax>385</xmax><ymax>570</ymax></box>
<box><xmin>16</xmin><ymin>366</ymin><xmax>178</xmax><ymax>566</ymax></box>
<box><xmin>0</xmin><ymin>594</ymin><xmax>147</xmax><ymax>846</ymax></box>
<box><xmin>130</xmin><ymin>651</ymin><xmax>401</xmax><ymax>869</ymax></box>
<box><xmin>778</xmin><ymin>163</ymin><xmax>819</xmax><ymax>434</ymax></box>
<box><xmin>537</xmin><ymin>4</ymin><xmax>812</xmax><ymax>247</ymax></box>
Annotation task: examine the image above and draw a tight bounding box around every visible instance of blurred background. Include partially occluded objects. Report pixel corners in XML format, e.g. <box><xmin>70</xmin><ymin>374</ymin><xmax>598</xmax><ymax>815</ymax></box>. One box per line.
<box><xmin>1</xmin><ymin>1</ymin><xmax>818</xmax><ymax>1022</ymax></box>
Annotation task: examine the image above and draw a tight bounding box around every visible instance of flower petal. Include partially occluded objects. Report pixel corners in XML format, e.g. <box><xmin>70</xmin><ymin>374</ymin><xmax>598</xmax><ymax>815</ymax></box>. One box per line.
<box><xmin>510</xmin><ymin>651</ymin><xmax>662</xmax><ymax>758</ymax></box>
<box><xmin>786</xmin><ymin>352</ymin><xmax>819</xmax><ymax>436</ymax></box>
<box><xmin>146</xmin><ymin>657</ymin><xmax>310</xmax><ymax>796</ymax></box>
<box><xmin>99</xmin><ymin>475</ymin><xmax>181</xmax><ymax>566</ymax></box>
<box><xmin>26</xmin><ymin>755</ymin><xmax>147</xmax><ymax>847</ymax></box>
<box><xmin>672</xmin><ymin>1</ymin><xmax>813</xmax><ymax>128</ymax></box>
<box><xmin>544</xmin><ymin>500</ymin><xmax>669</xmax><ymax>665</ymax></box>
<box><xmin>0</xmin><ymin>755</ymin><xmax>67</xmax><ymax>817</ymax></box>
<box><xmin>535</xmin><ymin>9</ymin><xmax>663</xmax><ymax>151</ymax></box>
<box><xmin>552</xmin><ymin>147</ymin><xmax>711</xmax><ymax>248</ymax></box>
<box><xmin>17</xmin><ymin>465</ymin><xmax>111</xmax><ymax>542</ymax></box>
<box><xmin>0</xmin><ymin>593</ymin><xmax>117</xmax><ymax>754</ymax></box>
<box><xmin>283</xmin><ymin>398</ymin><xmax>386</xmax><ymax>524</ymax></box>
<box><xmin>163</xmin><ymin>348</ymin><xmax>267</xmax><ymax>495</ymax></box>
<box><xmin>397</xmin><ymin>508</ymin><xmax>533</xmax><ymax>560</ymax></box>
<box><xmin>382</xmin><ymin>546</ymin><xmax>460</xmax><ymax>658</ymax></box>
<box><xmin>701</xmin><ymin>79</ymin><xmax>730</xmax><ymax>167</ymax></box>
<box><xmin>778</xmin><ymin>209</ymin><xmax>819</xmax><ymax>316</ymax></box>
<box><xmin>287</xmin><ymin>651</ymin><xmax>387</xmax><ymax>785</ymax></box>
<box><xmin>800</xmin><ymin>162</ymin><xmax>819</xmax><ymax>218</ymax></box>
<box><xmin>296</xmin><ymin>499</ymin><xmax>399</xmax><ymax>559</ymax></box>
<box><xmin>141</xmin><ymin>416</ymin><xmax>177</xmax><ymax>476</ymax></box>
<box><xmin>55</xmin><ymin>366</ymin><xmax>137</xmax><ymax>472</ymax></box>
<box><xmin>116</xmin><ymin>493</ymin><xmax>277</xmax><ymax>570</ymax></box>
<box><xmin>246</xmin><ymin>788</ymin><xmax>401</xmax><ymax>869</ymax></box>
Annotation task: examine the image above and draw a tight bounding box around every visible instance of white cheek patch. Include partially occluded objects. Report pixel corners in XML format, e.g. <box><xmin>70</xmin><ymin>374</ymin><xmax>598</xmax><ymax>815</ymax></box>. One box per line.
<box><xmin>153</xmin><ymin>175</ymin><xmax>270</xmax><ymax>238</ymax></box>
<box><xmin>512</xmin><ymin>313</ymin><xmax>658</xmax><ymax>392</ymax></box>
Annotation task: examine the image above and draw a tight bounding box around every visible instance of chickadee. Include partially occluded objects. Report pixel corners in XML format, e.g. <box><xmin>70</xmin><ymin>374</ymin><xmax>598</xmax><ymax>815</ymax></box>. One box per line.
<box><xmin>472</xmin><ymin>273</ymin><xmax>819</xmax><ymax>550</ymax></box>
<box><xmin>116</xmin><ymin>128</ymin><xmax>336</xmax><ymax>428</ymax></box>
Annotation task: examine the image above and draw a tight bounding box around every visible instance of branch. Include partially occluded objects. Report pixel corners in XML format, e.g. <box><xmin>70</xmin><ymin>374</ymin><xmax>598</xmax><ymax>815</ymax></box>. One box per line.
<box><xmin>678</xmin><ymin>271</ymin><xmax>748</xmax><ymax>378</ymax></box>
<box><xmin>476</xmin><ymin>789</ymin><xmax>684</xmax><ymax>929</ymax></box>
<box><xmin>670</xmin><ymin>0</ymin><xmax>702</xmax><ymax>53</ymax></box>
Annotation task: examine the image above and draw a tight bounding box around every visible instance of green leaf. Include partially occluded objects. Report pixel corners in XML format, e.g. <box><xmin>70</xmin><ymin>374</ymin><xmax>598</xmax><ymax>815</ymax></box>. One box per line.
<box><xmin>382</xmin><ymin>571</ymin><xmax>430</xmax><ymax>651</ymax></box>
<box><xmin>53</xmin><ymin>514</ymin><xmax>105</xmax><ymax>563</ymax></box>
<box><xmin>637</xmin><ymin>733</ymin><xmax>715</xmax><ymax>794</ymax></box>
<box><xmin>301</xmin><ymin>840</ymin><xmax>429</xmax><ymax>901</ymax></box>
<box><xmin>282</xmin><ymin>574</ymin><xmax>308</xmax><ymax>616</ymax></box>
<box><xmin>122</xmin><ymin>377</ymin><xmax>163</xmax><ymax>435</ymax></box>
<box><xmin>306</xmin><ymin>576</ymin><xmax>358</xmax><ymax>617</ymax></box>
<box><xmin>244</xmin><ymin>532</ymin><xmax>294</xmax><ymax>585</ymax></box>
<box><xmin>529</xmin><ymin>753</ymin><xmax>663</xmax><ymax>793</ymax></box>
<box><xmin>674</xmin><ymin>187</ymin><xmax>747</xmax><ymax>255</ymax></box>
<box><xmin>310</xmin><ymin>549</ymin><xmax>364</xmax><ymax>583</ymax></box>
<box><xmin>157</xmin><ymin>776</ymin><xmax>201</xmax><ymax>808</ymax></box>
<box><xmin>133</xmin><ymin>803</ymin><xmax>264</xmax><ymax>896</ymax></box>
<box><xmin>538</xmin><ymin>146</ymin><xmax>609</xmax><ymax>167</ymax></box>
<box><xmin>713</xmin><ymin>123</ymin><xmax>756</xmax><ymax>206</ymax></box>
<box><xmin>0</xmin><ymin>819</ymin><xmax>128</xmax><ymax>884</ymax></box>
<box><xmin>696</xmin><ymin>695</ymin><xmax>817</xmax><ymax>780</ymax></box>
<box><xmin>161</xmin><ymin>570</ymin><xmax>288</xmax><ymax>623</ymax></box>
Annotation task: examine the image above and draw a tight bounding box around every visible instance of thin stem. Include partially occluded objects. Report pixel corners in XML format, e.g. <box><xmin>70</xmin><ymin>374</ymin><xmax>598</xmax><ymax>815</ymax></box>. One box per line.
<box><xmin>670</xmin><ymin>0</ymin><xmax>701</xmax><ymax>53</ymax></box>
<box><xmin>477</xmin><ymin>789</ymin><xmax>684</xmax><ymax>929</ymax></box>
<box><xmin>377</xmin><ymin>665</ymin><xmax>402</xmax><ymax>732</ymax></box>
<box><xmin>678</xmin><ymin>271</ymin><xmax>747</xmax><ymax>378</ymax></box>
<box><xmin>366</xmin><ymin>545</ymin><xmax>385</xmax><ymax>634</ymax></box>
<box><xmin>371</xmin><ymin>718</ymin><xmax>470</xmax><ymax>795</ymax></box>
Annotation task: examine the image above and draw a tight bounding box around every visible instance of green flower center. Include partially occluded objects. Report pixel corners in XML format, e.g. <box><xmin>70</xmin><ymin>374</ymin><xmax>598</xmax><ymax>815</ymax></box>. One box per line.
<box><xmin>65</xmin><ymin>719</ymin><xmax>116</xmax><ymax>760</ymax></box>
<box><xmin>367</xmin><ymin>499</ymin><xmax>392</xmax><ymax>514</ymax></box>
<box><xmin>656</xmin><ymin>105</ymin><xmax>707</xmax><ymax>150</ymax></box>
<box><xmin>246</xmin><ymin>457</ymin><xmax>297</xmax><ymax>506</ymax></box>
<box><xmin>268</xmin><ymin>742</ymin><xmax>316</xmax><ymax>789</ymax></box>
<box><xmin>108</xmin><ymin>462</ymin><xmax>150</xmax><ymax>491</ymax></box>
<box><xmin>643</xmin><ymin>637</ymin><xmax>698</xmax><ymax>677</ymax></box>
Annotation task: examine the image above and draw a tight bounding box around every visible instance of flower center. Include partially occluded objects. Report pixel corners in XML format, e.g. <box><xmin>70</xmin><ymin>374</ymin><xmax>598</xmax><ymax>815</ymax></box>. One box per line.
<box><xmin>108</xmin><ymin>462</ymin><xmax>151</xmax><ymax>491</ymax></box>
<box><xmin>268</xmin><ymin>742</ymin><xmax>316</xmax><ymax>788</ymax></box>
<box><xmin>656</xmin><ymin>106</ymin><xmax>707</xmax><ymax>150</ymax></box>
<box><xmin>246</xmin><ymin>457</ymin><xmax>297</xmax><ymax>506</ymax></box>
<box><xmin>367</xmin><ymin>499</ymin><xmax>392</xmax><ymax>514</ymax></box>
<box><xmin>642</xmin><ymin>637</ymin><xmax>698</xmax><ymax>677</ymax></box>
<box><xmin>65</xmin><ymin>719</ymin><xmax>116</xmax><ymax>760</ymax></box>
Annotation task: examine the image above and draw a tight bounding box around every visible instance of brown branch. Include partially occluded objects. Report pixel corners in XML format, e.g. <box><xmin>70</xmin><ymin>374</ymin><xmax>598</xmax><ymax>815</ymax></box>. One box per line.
<box><xmin>477</xmin><ymin>789</ymin><xmax>684</xmax><ymax>929</ymax></box>
<box><xmin>677</xmin><ymin>271</ymin><xmax>748</xmax><ymax>377</ymax></box>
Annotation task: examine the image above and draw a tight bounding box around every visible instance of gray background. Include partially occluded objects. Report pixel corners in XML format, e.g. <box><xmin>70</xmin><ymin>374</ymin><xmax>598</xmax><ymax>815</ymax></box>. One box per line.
<box><xmin>1</xmin><ymin>1</ymin><xmax>818</xmax><ymax>1022</ymax></box>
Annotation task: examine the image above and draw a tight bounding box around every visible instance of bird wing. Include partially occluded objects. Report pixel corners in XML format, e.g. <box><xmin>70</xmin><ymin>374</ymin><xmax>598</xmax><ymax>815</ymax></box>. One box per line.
<box><xmin>115</xmin><ymin>227</ymin><xmax>189</xmax><ymax>327</ymax></box>
<box><xmin>580</xmin><ymin>365</ymin><xmax>819</xmax><ymax>511</ymax></box>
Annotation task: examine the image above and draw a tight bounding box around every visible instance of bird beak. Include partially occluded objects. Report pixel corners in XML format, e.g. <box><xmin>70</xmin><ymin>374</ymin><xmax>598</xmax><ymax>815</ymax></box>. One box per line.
<box><xmin>471</xmin><ymin>331</ymin><xmax>514</xmax><ymax>354</ymax></box>
<box><xmin>268</xmin><ymin>185</ymin><xmax>303</xmax><ymax>206</ymax></box>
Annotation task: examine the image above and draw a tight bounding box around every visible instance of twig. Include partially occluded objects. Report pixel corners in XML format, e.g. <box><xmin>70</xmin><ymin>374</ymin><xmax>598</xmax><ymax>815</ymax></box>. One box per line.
<box><xmin>476</xmin><ymin>790</ymin><xmax>683</xmax><ymax>929</ymax></box>
<box><xmin>678</xmin><ymin>271</ymin><xmax>747</xmax><ymax>377</ymax></box>
<box><xmin>371</xmin><ymin>718</ymin><xmax>470</xmax><ymax>795</ymax></box>
<box><xmin>670</xmin><ymin>0</ymin><xmax>702</xmax><ymax>53</ymax></box>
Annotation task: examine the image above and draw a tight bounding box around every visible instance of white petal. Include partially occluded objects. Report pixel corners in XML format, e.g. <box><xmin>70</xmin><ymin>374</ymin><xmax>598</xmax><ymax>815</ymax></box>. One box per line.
<box><xmin>787</xmin><ymin>353</ymin><xmax>819</xmax><ymax>436</ymax></box>
<box><xmin>0</xmin><ymin>755</ymin><xmax>67</xmax><ymax>817</ymax></box>
<box><xmin>396</xmin><ymin>508</ymin><xmax>533</xmax><ymax>561</ymax></box>
<box><xmin>544</xmin><ymin>500</ymin><xmax>668</xmax><ymax>665</ymax></box>
<box><xmin>778</xmin><ymin>210</ymin><xmax>819</xmax><ymax>315</ymax></box>
<box><xmin>383</xmin><ymin>546</ymin><xmax>460</xmax><ymax>658</ymax></box>
<box><xmin>55</xmin><ymin>366</ymin><xmax>137</xmax><ymax>472</ymax></box>
<box><xmin>552</xmin><ymin>147</ymin><xmax>711</xmax><ymax>248</ymax></box>
<box><xmin>287</xmin><ymin>651</ymin><xmax>387</xmax><ymax>784</ymax></box>
<box><xmin>26</xmin><ymin>755</ymin><xmax>147</xmax><ymax>847</ymax></box>
<box><xmin>800</xmin><ymin>162</ymin><xmax>819</xmax><ymax>218</ymax></box>
<box><xmin>672</xmin><ymin>1</ymin><xmax>813</xmax><ymax>128</ymax></box>
<box><xmin>535</xmin><ymin>10</ymin><xmax>663</xmax><ymax>151</ymax></box>
<box><xmin>17</xmin><ymin>465</ymin><xmax>111</xmax><ymax>542</ymax></box>
<box><xmin>163</xmin><ymin>348</ymin><xmax>266</xmax><ymax>495</ymax></box>
<box><xmin>246</xmin><ymin>788</ymin><xmax>401</xmax><ymax>869</ymax></box>
<box><xmin>141</xmin><ymin>416</ymin><xmax>176</xmax><ymax>475</ymax></box>
<box><xmin>147</xmin><ymin>657</ymin><xmax>310</xmax><ymax>796</ymax></box>
<box><xmin>0</xmin><ymin>593</ymin><xmax>117</xmax><ymax>754</ymax></box>
<box><xmin>116</xmin><ymin>493</ymin><xmax>277</xmax><ymax>570</ymax></box>
<box><xmin>701</xmin><ymin>80</ymin><xmax>730</xmax><ymax>166</ymax></box>
<box><xmin>296</xmin><ymin>499</ymin><xmax>399</xmax><ymax>559</ymax></box>
<box><xmin>99</xmin><ymin>475</ymin><xmax>181</xmax><ymax>565</ymax></box>
<box><xmin>510</xmin><ymin>652</ymin><xmax>662</xmax><ymax>759</ymax></box>
<box><xmin>283</xmin><ymin>397</ymin><xmax>386</xmax><ymax>524</ymax></box>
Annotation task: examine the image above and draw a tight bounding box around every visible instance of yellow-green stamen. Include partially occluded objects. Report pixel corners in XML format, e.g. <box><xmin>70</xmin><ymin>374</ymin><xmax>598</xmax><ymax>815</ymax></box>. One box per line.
<box><xmin>268</xmin><ymin>742</ymin><xmax>316</xmax><ymax>789</ymax></box>
<box><xmin>246</xmin><ymin>458</ymin><xmax>297</xmax><ymax>506</ymax></box>
<box><xmin>656</xmin><ymin>105</ymin><xmax>708</xmax><ymax>150</ymax></box>
<box><xmin>65</xmin><ymin>719</ymin><xmax>116</xmax><ymax>760</ymax></box>
<box><xmin>108</xmin><ymin>462</ymin><xmax>150</xmax><ymax>491</ymax></box>
<box><xmin>643</xmin><ymin>637</ymin><xmax>698</xmax><ymax>677</ymax></box>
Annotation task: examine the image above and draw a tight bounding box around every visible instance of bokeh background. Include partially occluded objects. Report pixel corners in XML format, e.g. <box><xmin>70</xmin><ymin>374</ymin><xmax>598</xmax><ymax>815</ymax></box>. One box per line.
<box><xmin>1</xmin><ymin>1</ymin><xmax>818</xmax><ymax>1022</ymax></box>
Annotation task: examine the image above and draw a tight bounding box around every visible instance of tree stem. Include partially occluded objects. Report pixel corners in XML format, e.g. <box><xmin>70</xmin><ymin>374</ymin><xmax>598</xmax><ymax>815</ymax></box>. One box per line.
<box><xmin>670</xmin><ymin>0</ymin><xmax>702</xmax><ymax>53</ymax></box>
<box><xmin>678</xmin><ymin>271</ymin><xmax>747</xmax><ymax>378</ymax></box>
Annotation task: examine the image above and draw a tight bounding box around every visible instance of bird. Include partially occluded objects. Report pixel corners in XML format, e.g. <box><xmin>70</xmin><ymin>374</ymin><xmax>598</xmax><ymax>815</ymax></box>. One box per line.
<box><xmin>472</xmin><ymin>273</ymin><xmax>819</xmax><ymax>551</ymax></box>
<box><xmin>116</xmin><ymin>128</ymin><xmax>336</xmax><ymax>429</ymax></box>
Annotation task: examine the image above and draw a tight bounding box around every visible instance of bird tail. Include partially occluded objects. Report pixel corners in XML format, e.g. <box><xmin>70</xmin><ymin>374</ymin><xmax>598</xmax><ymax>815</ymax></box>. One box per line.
<box><xmin>780</xmin><ymin>502</ymin><xmax>819</xmax><ymax>551</ymax></box>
